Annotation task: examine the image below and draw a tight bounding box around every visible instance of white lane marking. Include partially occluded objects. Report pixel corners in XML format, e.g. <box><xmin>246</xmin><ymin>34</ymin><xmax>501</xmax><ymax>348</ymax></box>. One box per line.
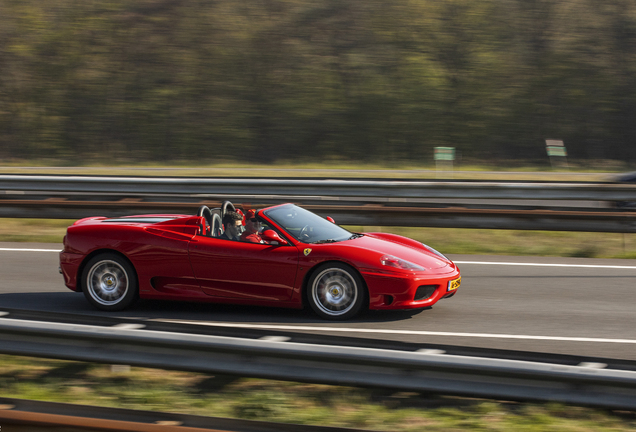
<box><xmin>0</xmin><ymin>248</ymin><xmax>60</xmax><ymax>252</ymax></box>
<box><xmin>578</xmin><ymin>362</ymin><xmax>607</xmax><ymax>369</ymax></box>
<box><xmin>454</xmin><ymin>261</ymin><xmax>636</xmax><ymax>270</ymax></box>
<box><xmin>417</xmin><ymin>349</ymin><xmax>445</xmax><ymax>355</ymax></box>
<box><xmin>0</xmin><ymin>312</ymin><xmax>9</xmax><ymax>317</ymax></box>
<box><xmin>112</xmin><ymin>323</ymin><xmax>146</xmax><ymax>330</ymax></box>
<box><xmin>156</xmin><ymin>320</ymin><xmax>636</xmax><ymax>345</ymax></box>
<box><xmin>259</xmin><ymin>335</ymin><xmax>291</xmax><ymax>342</ymax></box>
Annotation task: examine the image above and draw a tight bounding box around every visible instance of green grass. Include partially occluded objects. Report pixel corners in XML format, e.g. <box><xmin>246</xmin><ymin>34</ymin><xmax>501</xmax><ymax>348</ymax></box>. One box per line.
<box><xmin>353</xmin><ymin>226</ymin><xmax>636</xmax><ymax>259</ymax></box>
<box><xmin>10</xmin><ymin>218</ymin><xmax>636</xmax><ymax>259</ymax></box>
<box><xmin>1</xmin><ymin>355</ymin><xmax>634</xmax><ymax>431</ymax></box>
<box><xmin>0</xmin><ymin>218</ymin><xmax>75</xmax><ymax>243</ymax></box>
<box><xmin>0</xmin><ymin>159</ymin><xmax>628</xmax><ymax>181</ymax></box>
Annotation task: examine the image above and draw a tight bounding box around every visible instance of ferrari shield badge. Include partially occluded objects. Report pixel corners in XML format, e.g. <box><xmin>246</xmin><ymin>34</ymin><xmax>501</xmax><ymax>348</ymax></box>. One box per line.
<box><xmin>304</xmin><ymin>248</ymin><xmax>312</xmax><ymax>256</ymax></box>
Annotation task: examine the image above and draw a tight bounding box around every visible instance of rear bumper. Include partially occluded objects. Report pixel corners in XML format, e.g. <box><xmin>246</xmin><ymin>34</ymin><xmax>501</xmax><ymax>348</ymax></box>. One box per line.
<box><xmin>363</xmin><ymin>269</ymin><xmax>461</xmax><ymax>310</ymax></box>
<box><xmin>59</xmin><ymin>252</ymin><xmax>84</xmax><ymax>292</ymax></box>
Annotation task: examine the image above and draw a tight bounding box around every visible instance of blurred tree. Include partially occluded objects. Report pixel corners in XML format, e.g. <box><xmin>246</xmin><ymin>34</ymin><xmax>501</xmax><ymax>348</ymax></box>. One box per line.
<box><xmin>1</xmin><ymin>0</ymin><xmax>636</xmax><ymax>165</ymax></box>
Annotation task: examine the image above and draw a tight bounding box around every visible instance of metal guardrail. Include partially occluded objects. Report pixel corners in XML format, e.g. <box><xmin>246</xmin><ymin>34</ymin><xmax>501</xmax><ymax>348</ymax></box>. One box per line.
<box><xmin>3</xmin><ymin>174</ymin><xmax>636</xmax><ymax>200</ymax></box>
<box><xmin>2</xmin><ymin>174</ymin><xmax>636</xmax><ymax>232</ymax></box>
<box><xmin>1</xmin><ymin>317</ymin><xmax>636</xmax><ymax>410</ymax></box>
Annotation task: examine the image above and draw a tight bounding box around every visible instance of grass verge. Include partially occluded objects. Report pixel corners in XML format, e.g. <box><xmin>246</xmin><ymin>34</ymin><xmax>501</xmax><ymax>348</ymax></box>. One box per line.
<box><xmin>1</xmin><ymin>354</ymin><xmax>634</xmax><ymax>431</ymax></box>
<box><xmin>0</xmin><ymin>160</ymin><xmax>625</xmax><ymax>181</ymax></box>
<box><xmin>354</xmin><ymin>226</ymin><xmax>636</xmax><ymax>259</ymax></box>
<box><xmin>0</xmin><ymin>218</ymin><xmax>74</xmax><ymax>244</ymax></box>
<box><xmin>6</xmin><ymin>218</ymin><xmax>636</xmax><ymax>259</ymax></box>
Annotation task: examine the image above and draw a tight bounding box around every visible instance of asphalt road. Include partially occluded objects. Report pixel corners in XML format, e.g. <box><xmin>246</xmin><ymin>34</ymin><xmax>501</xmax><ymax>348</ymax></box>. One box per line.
<box><xmin>1</xmin><ymin>242</ymin><xmax>635</xmax><ymax>360</ymax></box>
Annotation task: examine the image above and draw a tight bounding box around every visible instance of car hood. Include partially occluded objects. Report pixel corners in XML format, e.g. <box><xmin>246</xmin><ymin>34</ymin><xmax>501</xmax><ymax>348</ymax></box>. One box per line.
<box><xmin>339</xmin><ymin>233</ymin><xmax>451</xmax><ymax>271</ymax></box>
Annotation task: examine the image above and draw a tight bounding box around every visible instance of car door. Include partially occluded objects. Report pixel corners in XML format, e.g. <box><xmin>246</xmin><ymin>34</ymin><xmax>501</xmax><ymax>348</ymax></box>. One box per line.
<box><xmin>188</xmin><ymin>236</ymin><xmax>300</xmax><ymax>301</ymax></box>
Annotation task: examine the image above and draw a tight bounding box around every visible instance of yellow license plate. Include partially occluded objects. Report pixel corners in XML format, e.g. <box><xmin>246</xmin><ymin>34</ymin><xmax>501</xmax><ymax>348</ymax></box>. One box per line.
<box><xmin>448</xmin><ymin>277</ymin><xmax>461</xmax><ymax>291</ymax></box>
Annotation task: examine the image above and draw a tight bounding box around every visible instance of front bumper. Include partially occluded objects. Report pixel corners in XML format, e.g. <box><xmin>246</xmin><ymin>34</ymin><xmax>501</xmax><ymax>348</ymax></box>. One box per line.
<box><xmin>363</xmin><ymin>269</ymin><xmax>461</xmax><ymax>310</ymax></box>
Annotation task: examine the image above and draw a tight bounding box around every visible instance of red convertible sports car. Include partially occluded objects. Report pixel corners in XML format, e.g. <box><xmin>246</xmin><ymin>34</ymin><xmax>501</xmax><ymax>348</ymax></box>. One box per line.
<box><xmin>60</xmin><ymin>202</ymin><xmax>461</xmax><ymax>320</ymax></box>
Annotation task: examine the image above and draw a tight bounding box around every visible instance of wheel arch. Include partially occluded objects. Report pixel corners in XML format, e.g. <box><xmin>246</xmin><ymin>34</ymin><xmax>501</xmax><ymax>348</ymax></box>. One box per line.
<box><xmin>76</xmin><ymin>249</ymin><xmax>137</xmax><ymax>293</ymax></box>
<box><xmin>301</xmin><ymin>260</ymin><xmax>369</xmax><ymax>309</ymax></box>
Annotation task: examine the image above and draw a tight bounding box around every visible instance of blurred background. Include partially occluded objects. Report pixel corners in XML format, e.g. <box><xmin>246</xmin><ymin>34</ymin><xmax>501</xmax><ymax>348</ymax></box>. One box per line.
<box><xmin>1</xmin><ymin>0</ymin><xmax>636</xmax><ymax>167</ymax></box>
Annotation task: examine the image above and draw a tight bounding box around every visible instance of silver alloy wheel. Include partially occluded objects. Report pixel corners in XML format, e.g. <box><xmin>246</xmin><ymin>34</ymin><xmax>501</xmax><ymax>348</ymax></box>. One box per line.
<box><xmin>311</xmin><ymin>267</ymin><xmax>358</xmax><ymax>317</ymax></box>
<box><xmin>86</xmin><ymin>259</ymin><xmax>129</xmax><ymax>306</ymax></box>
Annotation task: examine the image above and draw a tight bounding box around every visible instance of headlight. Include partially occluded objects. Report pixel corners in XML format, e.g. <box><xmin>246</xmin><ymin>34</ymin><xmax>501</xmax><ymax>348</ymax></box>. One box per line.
<box><xmin>380</xmin><ymin>255</ymin><xmax>426</xmax><ymax>271</ymax></box>
<box><xmin>423</xmin><ymin>244</ymin><xmax>448</xmax><ymax>261</ymax></box>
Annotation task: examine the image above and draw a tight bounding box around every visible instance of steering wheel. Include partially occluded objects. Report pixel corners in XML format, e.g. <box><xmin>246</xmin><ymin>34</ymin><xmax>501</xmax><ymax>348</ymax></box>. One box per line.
<box><xmin>299</xmin><ymin>224</ymin><xmax>312</xmax><ymax>242</ymax></box>
<box><xmin>196</xmin><ymin>205</ymin><xmax>213</xmax><ymax>236</ymax></box>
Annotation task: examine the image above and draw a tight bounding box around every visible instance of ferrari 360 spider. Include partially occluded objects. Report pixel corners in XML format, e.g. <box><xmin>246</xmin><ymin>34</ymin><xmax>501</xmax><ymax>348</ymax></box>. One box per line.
<box><xmin>59</xmin><ymin>202</ymin><xmax>461</xmax><ymax>320</ymax></box>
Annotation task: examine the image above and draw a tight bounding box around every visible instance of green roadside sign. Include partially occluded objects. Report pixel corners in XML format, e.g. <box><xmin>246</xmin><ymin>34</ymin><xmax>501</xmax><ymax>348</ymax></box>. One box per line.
<box><xmin>434</xmin><ymin>147</ymin><xmax>455</xmax><ymax>161</ymax></box>
<box><xmin>547</xmin><ymin>146</ymin><xmax>567</xmax><ymax>157</ymax></box>
<box><xmin>546</xmin><ymin>139</ymin><xmax>567</xmax><ymax>157</ymax></box>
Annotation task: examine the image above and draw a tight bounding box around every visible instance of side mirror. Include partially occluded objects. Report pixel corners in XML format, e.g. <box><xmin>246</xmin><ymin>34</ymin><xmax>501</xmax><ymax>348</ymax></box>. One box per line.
<box><xmin>262</xmin><ymin>229</ymin><xmax>288</xmax><ymax>245</ymax></box>
<box><xmin>326</xmin><ymin>216</ymin><xmax>335</xmax><ymax>223</ymax></box>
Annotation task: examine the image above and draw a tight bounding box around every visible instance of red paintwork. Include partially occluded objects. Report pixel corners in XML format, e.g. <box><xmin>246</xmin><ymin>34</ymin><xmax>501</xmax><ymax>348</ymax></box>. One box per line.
<box><xmin>60</xmin><ymin>205</ymin><xmax>460</xmax><ymax>312</ymax></box>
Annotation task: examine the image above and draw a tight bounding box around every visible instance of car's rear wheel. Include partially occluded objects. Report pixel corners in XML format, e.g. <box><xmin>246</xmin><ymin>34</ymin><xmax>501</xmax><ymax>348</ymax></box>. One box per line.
<box><xmin>307</xmin><ymin>263</ymin><xmax>366</xmax><ymax>320</ymax></box>
<box><xmin>82</xmin><ymin>253</ymin><xmax>138</xmax><ymax>311</ymax></box>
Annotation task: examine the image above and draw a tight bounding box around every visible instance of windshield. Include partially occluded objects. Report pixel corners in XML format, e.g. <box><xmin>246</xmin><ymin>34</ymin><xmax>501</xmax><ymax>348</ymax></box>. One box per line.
<box><xmin>264</xmin><ymin>204</ymin><xmax>354</xmax><ymax>244</ymax></box>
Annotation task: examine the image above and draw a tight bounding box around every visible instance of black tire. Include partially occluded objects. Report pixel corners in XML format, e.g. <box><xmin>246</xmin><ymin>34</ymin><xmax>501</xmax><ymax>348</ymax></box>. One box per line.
<box><xmin>81</xmin><ymin>253</ymin><xmax>139</xmax><ymax>311</ymax></box>
<box><xmin>307</xmin><ymin>263</ymin><xmax>367</xmax><ymax>320</ymax></box>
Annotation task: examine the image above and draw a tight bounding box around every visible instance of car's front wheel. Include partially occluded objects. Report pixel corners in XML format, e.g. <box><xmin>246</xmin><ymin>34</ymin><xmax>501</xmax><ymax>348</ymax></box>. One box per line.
<box><xmin>81</xmin><ymin>253</ymin><xmax>138</xmax><ymax>311</ymax></box>
<box><xmin>307</xmin><ymin>263</ymin><xmax>367</xmax><ymax>320</ymax></box>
